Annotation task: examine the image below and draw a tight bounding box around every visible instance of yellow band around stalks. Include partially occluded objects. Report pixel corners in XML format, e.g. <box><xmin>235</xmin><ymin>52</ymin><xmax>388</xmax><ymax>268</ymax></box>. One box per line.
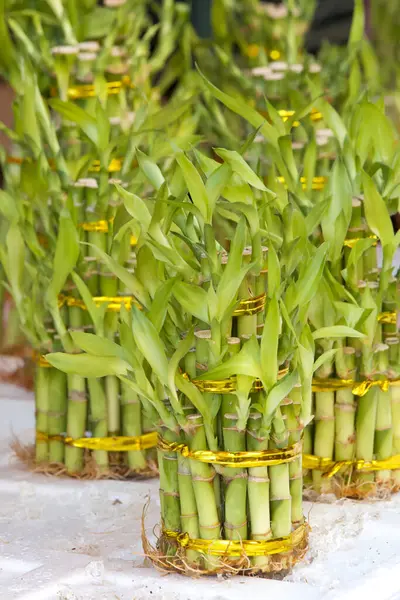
<box><xmin>7</xmin><ymin>155</ymin><xmax>129</xmax><ymax>173</ymax></box>
<box><xmin>276</xmin><ymin>176</ymin><xmax>327</xmax><ymax>191</ymax></box>
<box><xmin>343</xmin><ymin>234</ymin><xmax>378</xmax><ymax>249</ymax></box>
<box><xmin>303</xmin><ymin>453</ymin><xmax>400</xmax><ymax>478</ymax></box>
<box><xmin>158</xmin><ymin>436</ymin><xmax>301</xmax><ymax>468</ymax></box>
<box><xmin>163</xmin><ymin>521</ymin><xmax>308</xmax><ymax>557</ymax></box>
<box><xmin>233</xmin><ymin>293</ymin><xmax>266</xmax><ymax>316</ymax></box>
<box><xmin>312</xmin><ymin>377</ymin><xmax>400</xmax><ymax>397</ymax></box>
<box><xmin>378</xmin><ymin>311</ymin><xmax>397</xmax><ymax>325</ymax></box>
<box><xmin>36</xmin><ymin>430</ymin><xmax>157</xmax><ymax>452</ymax></box>
<box><xmin>33</xmin><ymin>353</ymin><xmax>52</xmax><ymax>368</ymax></box>
<box><xmin>51</xmin><ymin>76</ymin><xmax>133</xmax><ymax>100</ymax></box>
<box><xmin>190</xmin><ymin>367</ymin><xmax>289</xmax><ymax>394</ymax></box>
<box><xmin>58</xmin><ymin>294</ymin><xmax>141</xmax><ymax>312</ymax></box>
<box><xmin>246</xmin><ymin>45</ymin><xmax>281</xmax><ymax>60</ymax></box>
<box><xmin>79</xmin><ymin>219</ymin><xmax>111</xmax><ymax>232</ymax></box>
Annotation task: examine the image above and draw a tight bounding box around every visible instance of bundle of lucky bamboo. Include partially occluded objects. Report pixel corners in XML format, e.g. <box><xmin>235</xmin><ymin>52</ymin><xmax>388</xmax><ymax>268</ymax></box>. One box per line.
<box><xmin>46</xmin><ymin>111</ymin><xmax>362</xmax><ymax>573</ymax></box>
<box><xmin>302</xmin><ymin>96</ymin><xmax>400</xmax><ymax>498</ymax></box>
<box><xmin>0</xmin><ymin>0</ymin><xmax>199</xmax><ymax>477</ymax></box>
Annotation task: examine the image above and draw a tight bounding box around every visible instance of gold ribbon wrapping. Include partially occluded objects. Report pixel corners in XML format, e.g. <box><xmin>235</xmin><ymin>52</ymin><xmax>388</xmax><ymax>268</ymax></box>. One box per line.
<box><xmin>163</xmin><ymin>521</ymin><xmax>307</xmax><ymax>557</ymax></box>
<box><xmin>158</xmin><ymin>436</ymin><xmax>301</xmax><ymax>468</ymax></box>
<box><xmin>303</xmin><ymin>453</ymin><xmax>400</xmax><ymax>478</ymax></box>
<box><xmin>58</xmin><ymin>294</ymin><xmax>141</xmax><ymax>312</ymax></box>
<box><xmin>343</xmin><ymin>234</ymin><xmax>378</xmax><ymax>249</ymax></box>
<box><xmin>246</xmin><ymin>45</ymin><xmax>281</xmax><ymax>60</ymax></box>
<box><xmin>191</xmin><ymin>367</ymin><xmax>289</xmax><ymax>394</ymax></box>
<box><xmin>79</xmin><ymin>219</ymin><xmax>111</xmax><ymax>232</ymax></box>
<box><xmin>276</xmin><ymin>176</ymin><xmax>327</xmax><ymax>191</ymax></box>
<box><xmin>312</xmin><ymin>377</ymin><xmax>400</xmax><ymax>397</ymax></box>
<box><xmin>233</xmin><ymin>293</ymin><xmax>266</xmax><ymax>316</ymax></box>
<box><xmin>51</xmin><ymin>75</ymin><xmax>133</xmax><ymax>100</ymax></box>
<box><xmin>7</xmin><ymin>155</ymin><xmax>129</xmax><ymax>173</ymax></box>
<box><xmin>36</xmin><ymin>430</ymin><xmax>157</xmax><ymax>452</ymax></box>
<box><xmin>378</xmin><ymin>311</ymin><xmax>397</xmax><ymax>325</ymax></box>
<box><xmin>33</xmin><ymin>353</ymin><xmax>52</xmax><ymax>368</ymax></box>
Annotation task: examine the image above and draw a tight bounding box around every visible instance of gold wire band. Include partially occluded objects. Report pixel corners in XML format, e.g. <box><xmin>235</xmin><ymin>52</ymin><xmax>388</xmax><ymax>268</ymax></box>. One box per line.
<box><xmin>163</xmin><ymin>521</ymin><xmax>308</xmax><ymax>557</ymax></box>
<box><xmin>378</xmin><ymin>311</ymin><xmax>397</xmax><ymax>325</ymax></box>
<box><xmin>58</xmin><ymin>294</ymin><xmax>142</xmax><ymax>312</ymax></box>
<box><xmin>6</xmin><ymin>155</ymin><xmax>128</xmax><ymax>173</ymax></box>
<box><xmin>158</xmin><ymin>436</ymin><xmax>302</xmax><ymax>468</ymax></box>
<box><xmin>191</xmin><ymin>367</ymin><xmax>289</xmax><ymax>394</ymax></box>
<box><xmin>343</xmin><ymin>234</ymin><xmax>378</xmax><ymax>249</ymax></box>
<box><xmin>246</xmin><ymin>45</ymin><xmax>281</xmax><ymax>60</ymax></box>
<box><xmin>36</xmin><ymin>430</ymin><xmax>157</xmax><ymax>452</ymax></box>
<box><xmin>50</xmin><ymin>75</ymin><xmax>133</xmax><ymax>100</ymax></box>
<box><xmin>312</xmin><ymin>377</ymin><xmax>400</xmax><ymax>397</ymax></box>
<box><xmin>276</xmin><ymin>176</ymin><xmax>327</xmax><ymax>191</ymax></box>
<box><xmin>33</xmin><ymin>353</ymin><xmax>52</xmax><ymax>368</ymax></box>
<box><xmin>303</xmin><ymin>453</ymin><xmax>400</xmax><ymax>478</ymax></box>
<box><xmin>79</xmin><ymin>219</ymin><xmax>111</xmax><ymax>232</ymax></box>
<box><xmin>278</xmin><ymin>109</ymin><xmax>322</xmax><ymax>124</ymax></box>
<box><xmin>90</xmin><ymin>158</ymin><xmax>122</xmax><ymax>173</ymax></box>
<box><xmin>233</xmin><ymin>293</ymin><xmax>266</xmax><ymax>316</ymax></box>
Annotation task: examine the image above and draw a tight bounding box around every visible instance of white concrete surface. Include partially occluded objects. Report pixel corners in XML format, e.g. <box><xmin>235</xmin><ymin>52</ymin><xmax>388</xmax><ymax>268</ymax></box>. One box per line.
<box><xmin>1</xmin><ymin>385</ymin><xmax>400</xmax><ymax>599</ymax></box>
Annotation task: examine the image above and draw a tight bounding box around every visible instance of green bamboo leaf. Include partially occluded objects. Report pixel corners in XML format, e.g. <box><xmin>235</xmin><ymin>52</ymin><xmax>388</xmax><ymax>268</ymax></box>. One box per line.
<box><xmin>205</xmin><ymin>163</ymin><xmax>233</xmax><ymax>206</ymax></box>
<box><xmin>137</xmin><ymin>149</ymin><xmax>165</xmax><ymax>190</ymax></box>
<box><xmin>173</xmin><ymin>281</ymin><xmax>209</xmax><ymax>323</ymax></box>
<box><xmin>362</xmin><ymin>171</ymin><xmax>394</xmax><ymax>247</ymax></box>
<box><xmin>196</xmin><ymin>337</ymin><xmax>261</xmax><ymax>381</ymax></box>
<box><xmin>348</xmin><ymin>0</ymin><xmax>364</xmax><ymax>46</ymax></box>
<box><xmin>139</xmin><ymin>97</ymin><xmax>195</xmax><ymax>132</ymax></box>
<box><xmin>312</xmin><ymin>326</ymin><xmax>366</xmax><ymax>340</ymax></box>
<box><xmin>260</xmin><ymin>296</ymin><xmax>279</xmax><ymax>390</ymax></box>
<box><xmin>197</xmin><ymin>66</ymin><xmax>279</xmax><ymax>149</ymax></box>
<box><xmin>176</xmin><ymin>372</ymin><xmax>211</xmax><ymax>421</ymax></box>
<box><xmin>313</xmin><ymin>349</ymin><xmax>338</xmax><ymax>373</ymax></box>
<box><xmin>289</xmin><ymin>243</ymin><xmax>328</xmax><ymax>310</ymax></box>
<box><xmin>267</xmin><ymin>244</ymin><xmax>280</xmax><ymax>298</ymax></box>
<box><xmin>5</xmin><ymin>223</ymin><xmax>24</xmax><ymax>307</ymax></box>
<box><xmin>47</xmin><ymin>209</ymin><xmax>79</xmax><ymax>302</ymax></box>
<box><xmin>176</xmin><ymin>152</ymin><xmax>209</xmax><ymax>222</ymax></box>
<box><xmin>0</xmin><ymin>190</ymin><xmax>19</xmax><ymax>221</ymax></box>
<box><xmin>45</xmin><ymin>353</ymin><xmax>129</xmax><ymax>377</ymax></box>
<box><xmin>147</xmin><ymin>278</ymin><xmax>176</xmax><ymax>332</ymax></box>
<box><xmin>71</xmin><ymin>272</ymin><xmax>104</xmax><ymax>335</ymax></box>
<box><xmin>264</xmin><ymin>370</ymin><xmax>299</xmax><ymax>421</ymax></box>
<box><xmin>131</xmin><ymin>305</ymin><xmax>169</xmax><ymax>386</ymax></box>
<box><xmin>213</xmin><ymin>148</ymin><xmax>267</xmax><ymax>191</ymax></box>
<box><xmin>167</xmin><ymin>330</ymin><xmax>194</xmax><ymax>414</ymax></box>
<box><xmin>0</xmin><ymin>0</ymin><xmax>15</xmax><ymax>70</ymax></box>
<box><xmin>114</xmin><ymin>183</ymin><xmax>152</xmax><ymax>232</ymax></box>
<box><xmin>70</xmin><ymin>331</ymin><xmax>132</xmax><ymax>363</ymax></box>
<box><xmin>95</xmin><ymin>100</ymin><xmax>110</xmax><ymax>153</ymax></box>
<box><xmin>49</xmin><ymin>100</ymin><xmax>98</xmax><ymax>147</ymax></box>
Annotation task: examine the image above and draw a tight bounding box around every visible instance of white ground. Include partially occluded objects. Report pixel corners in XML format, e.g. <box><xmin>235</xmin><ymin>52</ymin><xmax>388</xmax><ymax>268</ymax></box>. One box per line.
<box><xmin>2</xmin><ymin>384</ymin><xmax>400</xmax><ymax>600</ymax></box>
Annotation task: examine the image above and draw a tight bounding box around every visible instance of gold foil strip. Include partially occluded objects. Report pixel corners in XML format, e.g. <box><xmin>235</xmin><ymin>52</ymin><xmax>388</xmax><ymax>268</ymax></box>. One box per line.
<box><xmin>233</xmin><ymin>293</ymin><xmax>266</xmax><ymax>316</ymax></box>
<box><xmin>58</xmin><ymin>294</ymin><xmax>142</xmax><ymax>311</ymax></box>
<box><xmin>163</xmin><ymin>521</ymin><xmax>308</xmax><ymax>557</ymax></box>
<box><xmin>312</xmin><ymin>377</ymin><xmax>400</xmax><ymax>397</ymax></box>
<box><xmin>36</xmin><ymin>430</ymin><xmax>157</xmax><ymax>452</ymax></box>
<box><xmin>303</xmin><ymin>453</ymin><xmax>400</xmax><ymax>478</ymax></box>
<box><xmin>378</xmin><ymin>311</ymin><xmax>397</xmax><ymax>325</ymax></box>
<box><xmin>158</xmin><ymin>436</ymin><xmax>302</xmax><ymax>468</ymax></box>
<box><xmin>50</xmin><ymin>75</ymin><xmax>133</xmax><ymax>100</ymax></box>
<box><xmin>191</xmin><ymin>367</ymin><xmax>289</xmax><ymax>394</ymax></box>
<box><xmin>343</xmin><ymin>234</ymin><xmax>378</xmax><ymax>249</ymax></box>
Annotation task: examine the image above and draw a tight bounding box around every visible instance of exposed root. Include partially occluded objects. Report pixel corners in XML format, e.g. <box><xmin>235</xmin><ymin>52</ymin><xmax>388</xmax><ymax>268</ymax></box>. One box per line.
<box><xmin>304</xmin><ymin>476</ymin><xmax>400</xmax><ymax>501</ymax></box>
<box><xmin>11</xmin><ymin>438</ymin><xmax>158</xmax><ymax>480</ymax></box>
<box><xmin>141</xmin><ymin>501</ymin><xmax>309</xmax><ymax>578</ymax></box>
